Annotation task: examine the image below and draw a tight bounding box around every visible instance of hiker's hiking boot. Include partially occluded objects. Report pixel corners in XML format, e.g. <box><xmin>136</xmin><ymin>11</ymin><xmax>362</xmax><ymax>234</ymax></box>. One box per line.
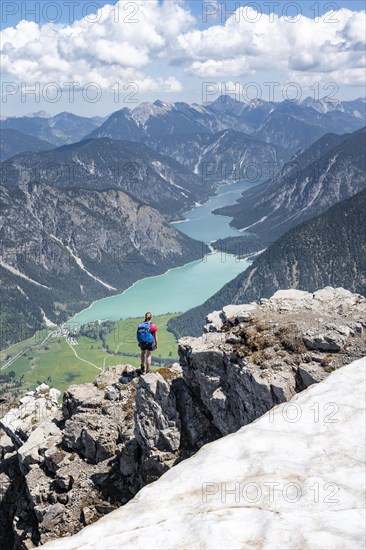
<box><xmin>140</xmin><ymin>365</ymin><xmax>145</xmax><ymax>375</ymax></box>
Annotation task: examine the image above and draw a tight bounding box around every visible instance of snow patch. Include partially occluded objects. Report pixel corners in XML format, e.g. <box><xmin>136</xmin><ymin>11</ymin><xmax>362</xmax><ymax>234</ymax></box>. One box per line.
<box><xmin>42</xmin><ymin>357</ymin><xmax>366</xmax><ymax>550</ymax></box>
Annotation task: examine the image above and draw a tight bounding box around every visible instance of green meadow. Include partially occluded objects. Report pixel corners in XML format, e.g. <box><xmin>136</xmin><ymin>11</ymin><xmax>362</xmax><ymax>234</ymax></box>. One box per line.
<box><xmin>0</xmin><ymin>314</ymin><xmax>180</xmax><ymax>397</ymax></box>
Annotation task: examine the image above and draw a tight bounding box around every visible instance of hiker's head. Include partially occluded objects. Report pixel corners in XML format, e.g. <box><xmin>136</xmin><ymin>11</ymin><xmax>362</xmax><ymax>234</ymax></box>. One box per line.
<box><xmin>144</xmin><ymin>312</ymin><xmax>152</xmax><ymax>322</ymax></box>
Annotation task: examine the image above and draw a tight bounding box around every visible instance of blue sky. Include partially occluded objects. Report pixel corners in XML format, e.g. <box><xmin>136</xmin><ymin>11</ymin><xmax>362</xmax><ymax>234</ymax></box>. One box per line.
<box><xmin>1</xmin><ymin>0</ymin><xmax>365</xmax><ymax>116</ymax></box>
<box><xmin>1</xmin><ymin>1</ymin><xmax>365</xmax><ymax>28</ymax></box>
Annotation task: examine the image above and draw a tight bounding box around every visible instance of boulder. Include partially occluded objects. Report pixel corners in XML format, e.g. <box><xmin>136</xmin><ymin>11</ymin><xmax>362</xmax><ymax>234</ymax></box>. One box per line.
<box><xmin>39</xmin><ymin>503</ymin><xmax>64</xmax><ymax>531</ymax></box>
<box><xmin>18</xmin><ymin>420</ymin><xmax>62</xmax><ymax>473</ymax></box>
<box><xmin>0</xmin><ymin>385</ymin><xmax>60</xmax><ymax>446</ymax></box>
<box><xmin>204</xmin><ymin>310</ymin><xmax>223</xmax><ymax>333</ymax></box>
<box><xmin>222</xmin><ymin>303</ymin><xmax>256</xmax><ymax>323</ymax></box>
<box><xmin>303</xmin><ymin>330</ymin><xmax>347</xmax><ymax>352</ymax></box>
<box><xmin>0</xmin><ymin>432</ymin><xmax>14</xmax><ymax>458</ymax></box>
<box><xmin>63</xmin><ymin>413</ymin><xmax>118</xmax><ymax>463</ymax></box>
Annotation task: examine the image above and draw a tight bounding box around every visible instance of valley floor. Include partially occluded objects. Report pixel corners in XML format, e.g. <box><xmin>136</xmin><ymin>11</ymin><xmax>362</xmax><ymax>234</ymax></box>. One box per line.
<box><xmin>0</xmin><ymin>314</ymin><xmax>179</xmax><ymax>398</ymax></box>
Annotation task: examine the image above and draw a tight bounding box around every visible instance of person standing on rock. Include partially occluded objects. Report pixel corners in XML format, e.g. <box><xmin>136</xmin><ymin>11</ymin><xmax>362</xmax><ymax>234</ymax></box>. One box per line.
<box><xmin>137</xmin><ymin>312</ymin><xmax>158</xmax><ymax>375</ymax></box>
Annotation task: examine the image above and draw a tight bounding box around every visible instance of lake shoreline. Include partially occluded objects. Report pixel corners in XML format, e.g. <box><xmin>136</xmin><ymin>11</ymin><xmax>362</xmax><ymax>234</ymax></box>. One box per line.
<box><xmin>65</xmin><ymin>253</ymin><xmax>210</xmax><ymax>327</ymax></box>
<box><xmin>66</xmin><ymin>252</ymin><xmax>251</xmax><ymax>328</ymax></box>
<box><xmin>66</xmin><ymin>179</ymin><xmax>262</xmax><ymax>328</ymax></box>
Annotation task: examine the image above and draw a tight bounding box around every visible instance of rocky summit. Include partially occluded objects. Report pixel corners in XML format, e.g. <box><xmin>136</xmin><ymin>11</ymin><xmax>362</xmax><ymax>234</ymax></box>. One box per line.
<box><xmin>0</xmin><ymin>288</ymin><xmax>365</xmax><ymax>549</ymax></box>
<box><xmin>41</xmin><ymin>356</ymin><xmax>366</xmax><ymax>550</ymax></box>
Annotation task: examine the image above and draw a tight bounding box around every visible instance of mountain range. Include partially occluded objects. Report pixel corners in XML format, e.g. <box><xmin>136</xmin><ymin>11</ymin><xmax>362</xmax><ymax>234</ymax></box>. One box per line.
<box><xmin>0</xmin><ymin>112</ymin><xmax>102</xmax><ymax>146</ymax></box>
<box><xmin>0</xmin><ymin>129</ymin><xmax>54</xmax><ymax>162</ymax></box>
<box><xmin>168</xmin><ymin>187</ymin><xmax>366</xmax><ymax>338</ymax></box>
<box><xmin>86</xmin><ymin>96</ymin><xmax>365</xmax><ymax>153</ymax></box>
<box><xmin>0</xmin><ymin>138</ymin><xmax>210</xmax><ymax>217</ymax></box>
<box><xmin>215</xmin><ymin>127</ymin><xmax>366</xmax><ymax>242</ymax></box>
<box><xmin>3</xmin><ymin>96</ymin><xmax>364</xmax><ymax>156</ymax></box>
<box><xmin>0</xmin><ymin>183</ymin><xmax>208</xmax><ymax>348</ymax></box>
<box><xmin>146</xmin><ymin>129</ymin><xmax>289</xmax><ymax>180</ymax></box>
<box><xmin>1</xmin><ymin>96</ymin><xmax>365</xmax><ymax>347</ymax></box>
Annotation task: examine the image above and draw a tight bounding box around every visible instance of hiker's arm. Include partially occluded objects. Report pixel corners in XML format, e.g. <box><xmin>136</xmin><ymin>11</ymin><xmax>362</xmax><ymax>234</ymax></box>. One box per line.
<box><xmin>154</xmin><ymin>333</ymin><xmax>158</xmax><ymax>347</ymax></box>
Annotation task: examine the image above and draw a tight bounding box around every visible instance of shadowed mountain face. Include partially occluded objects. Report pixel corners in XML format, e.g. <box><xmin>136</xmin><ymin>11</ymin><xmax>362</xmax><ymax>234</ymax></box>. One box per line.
<box><xmin>214</xmin><ymin>127</ymin><xmax>366</xmax><ymax>242</ymax></box>
<box><xmin>168</xmin><ymin>187</ymin><xmax>366</xmax><ymax>338</ymax></box>
<box><xmin>146</xmin><ymin>130</ymin><xmax>290</xmax><ymax>181</ymax></box>
<box><xmin>0</xmin><ymin>138</ymin><xmax>211</xmax><ymax>217</ymax></box>
<box><xmin>1</xmin><ymin>112</ymin><xmax>102</xmax><ymax>146</ymax></box>
<box><xmin>0</xmin><ymin>183</ymin><xmax>208</xmax><ymax>348</ymax></box>
<box><xmin>0</xmin><ymin>129</ymin><xmax>54</xmax><ymax>161</ymax></box>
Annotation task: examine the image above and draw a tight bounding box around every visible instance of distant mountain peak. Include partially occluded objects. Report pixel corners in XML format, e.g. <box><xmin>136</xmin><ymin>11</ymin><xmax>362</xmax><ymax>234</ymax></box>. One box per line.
<box><xmin>131</xmin><ymin>101</ymin><xmax>173</xmax><ymax>125</ymax></box>
<box><xmin>153</xmin><ymin>99</ymin><xmax>172</xmax><ymax>108</ymax></box>
<box><xmin>212</xmin><ymin>94</ymin><xmax>242</xmax><ymax>104</ymax></box>
<box><xmin>25</xmin><ymin>110</ymin><xmax>52</xmax><ymax>118</ymax></box>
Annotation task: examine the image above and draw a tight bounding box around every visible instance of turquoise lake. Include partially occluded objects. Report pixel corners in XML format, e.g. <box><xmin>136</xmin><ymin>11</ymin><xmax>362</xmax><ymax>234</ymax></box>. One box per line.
<box><xmin>171</xmin><ymin>179</ymin><xmax>255</xmax><ymax>242</ymax></box>
<box><xmin>68</xmin><ymin>180</ymin><xmax>254</xmax><ymax>327</ymax></box>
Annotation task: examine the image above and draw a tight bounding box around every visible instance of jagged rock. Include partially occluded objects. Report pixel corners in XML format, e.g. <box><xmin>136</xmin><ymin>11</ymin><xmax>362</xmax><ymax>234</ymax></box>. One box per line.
<box><xmin>57</xmin><ymin>494</ymin><xmax>68</xmax><ymax>505</ymax></box>
<box><xmin>49</xmin><ymin>389</ymin><xmax>61</xmax><ymax>404</ymax></box>
<box><xmin>38</xmin><ymin>503</ymin><xmax>64</xmax><ymax>530</ymax></box>
<box><xmin>204</xmin><ymin>310</ymin><xmax>223</xmax><ymax>332</ymax></box>
<box><xmin>18</xmin><ymin>421</ymin><xmax>62</xmax><ymax>473</ymax></box>
<box><xmin>0</xmin><ymin>384</ymin><xmax>60</xmax><ymax>446</ymax></box>
<box><xmin>353</xmin><ymin>322</ymin><xmax>364</xmax><ymax>334</ymax></box>
<box><xmin>179</xmin><ymin>336</ymin><xmax>295</xmax><ymax>436</ymax></box>
<box><xmin>94</xmin><ymin>365</ymin><xmax>137</xmax><ymax>389</ymax></box>
<box><xmin>54</xmin><ymin>470</ymin><xmax>73</xmax><ymax>492</ymax></box>
<box><xmin>303</xmin><ymin>330</ymin><xmax>346</xmax><ymax>352</ymax></box>
<box><xmin>41</xmin><ymin>358</ymin><xmax>366</xmax><ymax>550</ymax></box>
<box><xmin>0</xmin><ymin>472</ymin><xmax>11</xmax><ymax>504</ymax></box>
<box><xmin>224</xmin><ymin>332</ymin><xmax>242</xmax><ymax>344</ymax></box>
<box><xmin>63</xmin><ymin>413</ymin><xmax>118</xmax><ymax>463</ymax></box>
<box><xmin>82</xmin><ymin>506</ymin><xmax>97</xmax><ymax>526</ymax></box>
<box><xmin>266</xmin><ymin>287</ymin><xmax>366</xmax><ymax>318</ymax></box>
<box><xmin>2</xmin><ymin>289</ymin><xmax>366</xmax><ymax>548</ymax></box>
<box><xmin>296</xmin><ymin>364</ymin><xmax>327</xmax><ymax>390</ymax></box>
<box><xmin>180</xmin><ymin>287</ymin><xmax>366</xmax><ymax>437</ymax></box>
<box><xmin>104</xmin><ymin>386</ymin><xmax>120</xmax><ymax>401</ymax></box>
<box><xmin>135</xmin><ymin>373</ymin><xmax>181</xmax><ymax>454</ymax></box>
<box><xmin>26</xmin><ymin>465</ymin><xmax>54</xmax><ymax>511</ymax></box>
<box><xmin>266</xmin><ymin>288</ymin><xmax>313</xmax><ymax>310</ymax></box>
<box><xmin>205</xmin><ymin>304</ymin><xmax>256</xmax><ymax>333</ymax></box>
<box><xmin>222</xmin><ymin>303</ymin><xmax>256</xmax><ymax>324</ymax></box>
<box><xmin>44</xmin><ymin>446</ymin><xmax>70</xmax><ymax>474</ymax></box>
<box><xmin>62</xmin><ymin>384</ymin><xmax>102</xmax><ymax>419</ymax></box>
<box><xmin>0</xmin><ymin>432</ymin><xmax>14</xmax><ymax>458</ymax></box>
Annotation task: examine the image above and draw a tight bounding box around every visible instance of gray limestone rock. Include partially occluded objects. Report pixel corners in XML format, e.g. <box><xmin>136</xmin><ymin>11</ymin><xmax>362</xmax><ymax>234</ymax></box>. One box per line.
<box><xmin>2</xmin><ymin>288</ymin><xmax>365</xmax><ymax>548</ymax></box>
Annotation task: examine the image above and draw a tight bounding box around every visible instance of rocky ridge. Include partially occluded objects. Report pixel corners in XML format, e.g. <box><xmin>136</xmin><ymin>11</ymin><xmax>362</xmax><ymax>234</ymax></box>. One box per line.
<box><xmin>41</xmin><ymin>356</ymin><xmax>366</xmax><ymax>550</ymax></box>
<box><xmin>0</xmin><ymin>287</ymin><xmax>365</xmax><ymax>548</ymax></box>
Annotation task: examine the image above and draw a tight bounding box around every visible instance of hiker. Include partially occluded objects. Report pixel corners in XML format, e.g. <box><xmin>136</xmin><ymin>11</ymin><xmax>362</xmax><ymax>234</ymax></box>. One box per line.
<box><xmin>136</xmin><ymin>312</ymin><xmax>158</xmax><ymax>374</ymax></box>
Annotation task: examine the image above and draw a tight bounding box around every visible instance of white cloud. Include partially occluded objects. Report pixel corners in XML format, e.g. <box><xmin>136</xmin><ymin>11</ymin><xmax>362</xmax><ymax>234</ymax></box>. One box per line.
<box><xmin>0</xmin><ymin>0</ymin><xmax>193</xmax><ymax>92</ymax></box>
<box><xmin>175</xmin><ymin>7</ymin><xmax>366</xmax><ymax>84</ymax></box>
<box><xmin>189</xmin><ymin>58</ymin><xmax>253</xmax><ymax>78</ymax></box>
<box><xmin>0</xmin><ymin>1</ymin><xmax>365</xmax><ymax>96</ymax></box>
